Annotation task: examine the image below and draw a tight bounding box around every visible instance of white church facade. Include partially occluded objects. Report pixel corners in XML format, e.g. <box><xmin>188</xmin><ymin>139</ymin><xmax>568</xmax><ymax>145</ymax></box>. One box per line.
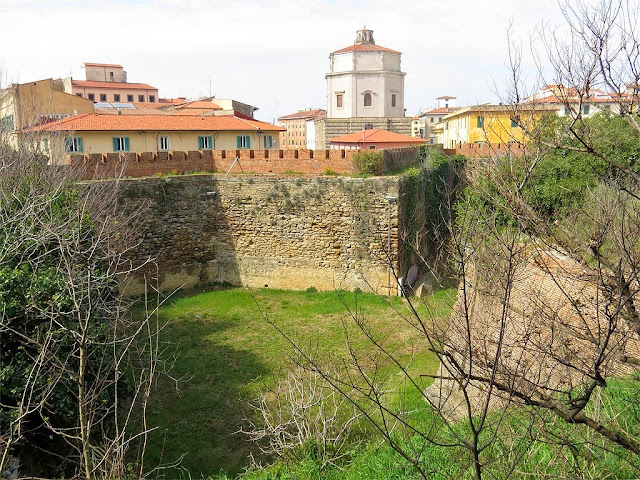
<box><xmin>319</xmin><ymin>28</ymin><xmax>412</xmax><ymax>148</ymax></box>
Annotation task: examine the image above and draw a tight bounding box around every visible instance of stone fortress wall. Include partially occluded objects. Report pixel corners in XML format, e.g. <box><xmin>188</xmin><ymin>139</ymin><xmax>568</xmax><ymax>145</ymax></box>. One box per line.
<box><xmin>106</xmin><ymin>174</ymin><xmax>412</xmax><ymax>296</ymax></box>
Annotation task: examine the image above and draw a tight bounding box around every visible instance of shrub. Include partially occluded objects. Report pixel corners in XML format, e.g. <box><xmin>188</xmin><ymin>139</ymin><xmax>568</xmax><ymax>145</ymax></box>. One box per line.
<box><xmin>352</xmin><ymin>150</ymin><xmax>384</xmax><ymax>175</ymax></box>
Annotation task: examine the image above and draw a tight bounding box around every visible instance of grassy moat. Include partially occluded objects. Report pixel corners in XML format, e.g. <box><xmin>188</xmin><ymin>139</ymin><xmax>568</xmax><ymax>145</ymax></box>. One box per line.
<box><xmin>139</xmin><ymin>287</ymin><xmax>455</xmax><ymax>477</ymax></box>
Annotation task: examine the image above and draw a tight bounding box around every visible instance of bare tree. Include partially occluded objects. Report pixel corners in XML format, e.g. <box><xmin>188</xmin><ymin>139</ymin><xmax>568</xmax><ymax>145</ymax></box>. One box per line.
<box><xmin>251</xmin><ymin>2</ymin><xmax>640</xmax><ymax>479</ymax></box>
<box><xmin>0</xmin><ymin>127</ymin><xmax>171</xmax><ymax>478</ymax></box>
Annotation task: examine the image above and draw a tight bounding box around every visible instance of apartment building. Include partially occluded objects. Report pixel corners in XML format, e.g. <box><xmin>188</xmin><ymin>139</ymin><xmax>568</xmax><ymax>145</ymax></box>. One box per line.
<box><xmin>277</xmin><ymin>109</ymin><xmax>326</xmax><ymax>149</ymax></box>
<box><xmin>30</xmin><ymin>113</ymin><xmax>284</xmax><ymax>163</ymax></box>
<box><xmin>64</xmin><ymin>62</ymin><xmax>159</xmax><ymax>104</ymax></box>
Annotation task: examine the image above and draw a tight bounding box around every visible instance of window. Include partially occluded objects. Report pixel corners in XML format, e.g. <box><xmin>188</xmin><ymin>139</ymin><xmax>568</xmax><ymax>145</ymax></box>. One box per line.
<box><xmin>364</xmin><ymin>92</ymin><xmax>372</xmax><ymax>107</ymax></box>
<box><xmin>100</xmin><ymin>94</ymin><xmax>107</xmax><ymax>102</ymax></box>
<box><xmin>369</xmin><ymin>145</ymin><xmax>376</xmax><ymax>149</ymax></box>
<box><xmin>138</xmin><ymin>95</ymin><xmax>145</xmax><ymax>102</ymax></box>
<box><xmin>114</xmin><ymin>94</ymin><xmax>121</xmax><ymax>102</ymax></box>
<box><xmin>127</xmin><ymin>94</ymin><xmax>134</xmax><ymax>102</ymax></box>
<box><xmin>604</xmin><ymin>104</ymin><xmax>611</xmax><ymax>110</ymax></box>
<box><xmin>88</xmin><ymin>93</ymin><xmax>95</xmax><ymax>101</ymax></box>
<box><xmin>583</xmin><ymin>105</ymin><xmax>590</xmax><ymax>115</ymax></box>
<box><xmin>336</xmin><ymin>94</ymin><xmax>343</xmax><ymax>108</ymax></box>
<box><xmin>511</xmin><ymin>118</ymin><xmax>518</xmax><ymax>128</ymax></box>
<box><xmin>198</xmin><ymin>136</ymin><xmax>212</xmax><ymax>149</ymax></box>
<box><xmin>430</xmin><ymin>117</ymin><xmax>434</xmax><ymax>123</ymax></box>
<box><xmin>391</xmin><ymin>93</ymin><xmax>397</xmax><ymax>108</ymax></box>
<box><xmin>159</xmin><ymin>136</ymin><xmax>169</xmax><ymax>151</ymax></box>
<box><xmin>149</xmin><ymin>95</ymin><xmax>155</xmax><ymax>102</ymax></box>
<box><xmin>264</xmin><ymin>135</ymin><xmax>273</xmax><ymax>148</ymax></box>
<box><xmin>112</xmin><ymin>137</ymin><xmax>130</xmax><ymax>152</ymax></box>
<box><xmin>564</xmin><ymin>106</ymin><xmax>570</xmax><ymax>115</ymax></box>
<box><xmin>110</xmin><ymin>72</ymin><xmax>114</xmax><ymax>81</ymax></box>
<box><xmin>438</xmin><ymin>117</ymin><xmax>443</xmax><ymax>122</ymax></box>
<box><xmin>237</xmin><ymin>135</ymin><xmax>250</xmax><ymax>148</ymax></box>
<box><xmin>364</xmin><ymin>123</ymin><xmax>374</xmax><ymax>130</ymax></box>
<box><xmin>429</xmin><ymin>138</ymin><xmax>434</xmax><ymax>144</ymax></box>
<box><xmin>477</xmin><ymin>116</ymin><xmax>484</xmax><ymax>128</ymax></box>
<box><xmin>76</xmin><ymin>93</ymin><xmax>82</xmax><ymax>97</ymax></box>
<box><xmin>65</xmin><ymin>137</ymin><xmax>83</xmax><ymax>153</ymax></box>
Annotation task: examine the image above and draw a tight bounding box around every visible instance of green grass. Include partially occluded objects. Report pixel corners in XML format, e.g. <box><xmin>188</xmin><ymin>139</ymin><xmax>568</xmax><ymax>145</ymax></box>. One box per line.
<box><xmin>236</xmin><ymin>376</ymin><xmax>640</xmax><ymax>480</ymax></box>
<box><xmin>140</xmin><ymin>287</ymin><xmax>455</xmax><ymax>478</ymax></box>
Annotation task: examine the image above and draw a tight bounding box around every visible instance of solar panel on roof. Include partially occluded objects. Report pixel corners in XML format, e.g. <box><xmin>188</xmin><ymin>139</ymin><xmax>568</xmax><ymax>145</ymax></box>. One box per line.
<box><xmin>112</xmin><ymin>103</ymin><xmax>135</xmax><ymax>109</ymax></box>
<box><xmin>94</xmin><ymin>102</ymin><xmax>112</xmax><ymax>108</ymax></box>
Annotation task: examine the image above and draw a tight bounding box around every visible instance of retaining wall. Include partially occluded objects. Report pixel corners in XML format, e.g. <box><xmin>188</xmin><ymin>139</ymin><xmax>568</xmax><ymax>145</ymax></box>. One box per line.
<box><xmin>106</xmin><ymin>174</ymin><xmax>406</xmax><ymax>295</ymax></box>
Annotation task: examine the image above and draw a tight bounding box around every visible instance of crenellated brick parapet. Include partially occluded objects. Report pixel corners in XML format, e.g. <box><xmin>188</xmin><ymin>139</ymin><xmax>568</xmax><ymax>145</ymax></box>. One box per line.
<box><xmin>68</xmin><ymin>148</ymin><xmax>360</xmax><ymax>179</ymax></box>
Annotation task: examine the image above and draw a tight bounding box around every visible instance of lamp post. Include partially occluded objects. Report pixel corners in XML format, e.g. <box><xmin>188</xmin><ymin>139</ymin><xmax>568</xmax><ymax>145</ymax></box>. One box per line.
<box><xmin>385</xmin><ymin>195</ymin><xmax>397</xmax><ymax>296</ymax></box>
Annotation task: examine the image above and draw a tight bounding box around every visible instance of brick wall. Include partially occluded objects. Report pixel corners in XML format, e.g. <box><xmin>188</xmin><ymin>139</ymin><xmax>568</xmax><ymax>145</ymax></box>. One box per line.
<box><xmin>69</xmin><ymin>149</ymin><xmax>359</xmax><ymax>179</ymax></box>
<box><xmin>443</xmin><ymin>142</ymin><xmax>527</xmax><ymax>158</ymax></box>
<box><xmin>68</xmin><ymin>145</ymin><xmax>425</xmax><ymax>180</ymax></box>
<box><xmin>383</xmin><ymin>145</ymin><xmax>420</xmax><ymax>172</ymax></box>
<box><xmin>101</xmin><ymin>175</ymin><xmax>404</xmax><ymax>295</ymax></box>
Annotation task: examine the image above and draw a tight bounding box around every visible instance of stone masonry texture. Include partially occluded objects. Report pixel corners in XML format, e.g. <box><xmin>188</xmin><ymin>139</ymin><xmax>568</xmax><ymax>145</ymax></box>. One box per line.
<box><xmin>104</xmin><ymin>174</ymin><xmax>404</xmax><ymax>295</ymax></box>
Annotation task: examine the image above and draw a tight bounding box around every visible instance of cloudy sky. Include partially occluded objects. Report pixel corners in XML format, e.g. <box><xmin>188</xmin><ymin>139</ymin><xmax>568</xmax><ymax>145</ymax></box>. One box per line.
<box><xmin>1</xmin><ymin>0</ymin><xmax>567</xmax><ymax>121</ymax></box>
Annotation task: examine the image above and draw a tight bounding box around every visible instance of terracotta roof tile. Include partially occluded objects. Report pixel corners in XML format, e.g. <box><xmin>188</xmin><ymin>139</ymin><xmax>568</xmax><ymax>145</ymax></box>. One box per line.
<box><xmin>130</xmin><ymin>101</ymin><xmax>169</xmax><ymax>109</ymax></box>
<box><xmin>29</xmin><ymin>114</ymin><xmax>285</xmax><ymax>133</ymax></box>
<box><xmin>83</xmin><ymin>62</ymin><xmax>123</xmax><ymax>68</ymax></box>
<box><xmin>332</xmin><ymin>43</ymin><xmax>400</xmax><ymax>54</ymax></box>
<box><xmin>422</xmin><ymin>107</ymin><xmax>460</xmax><ymax>115</ymax></box>
<box><xmin>159</xmin><ymin>97</ymin><xmax>187</xmax><ymax>104</ymax></box>
<box><xmin>177</xmin><ymin>100</ymin><xmax>223</xmax><ymax>110</ymax></box>
<box><xmin>71</xmin><ymin>80</ymin><xmax>158</xmax><ymax>90</ymax></box>
<box><xmin>278</xmin><ymin>109</ymin><xmax>326</xmax><ymax>120</ymax></box>
<box><xmin>329</xmin><ymin>129</ymin><xmax>426</xmax><ymax>144</ymax></box>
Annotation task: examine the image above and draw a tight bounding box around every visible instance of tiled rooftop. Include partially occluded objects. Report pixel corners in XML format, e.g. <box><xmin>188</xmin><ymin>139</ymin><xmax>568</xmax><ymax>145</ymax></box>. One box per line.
<box><xmin>30</xmin><ymin>114</ymin><xmax>285</xmax><ymax>132</ymax></box>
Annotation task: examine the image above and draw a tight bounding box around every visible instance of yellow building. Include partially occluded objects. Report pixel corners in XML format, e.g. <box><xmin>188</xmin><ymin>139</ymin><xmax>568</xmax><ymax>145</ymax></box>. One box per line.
<box><xmin>29</xmin><ymin>113</ymin><xmax>285</xmax><ymax>164</ymax></box>
<box><xmin>435</xmin><ymin>104</ymin><xmax>558</xmax><ymax>148</ymax></box>
<box><xmin>0</xmin><ymin>78</ymin><xmax>95</xmax><ymax>131</ymax></box>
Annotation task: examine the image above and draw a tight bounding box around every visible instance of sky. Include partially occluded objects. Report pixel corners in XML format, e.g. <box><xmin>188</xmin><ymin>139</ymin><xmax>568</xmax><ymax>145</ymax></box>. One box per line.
<box><xmin>1</xmin><ymin>0</ymin><xmax>568</xmax><ymax>122</ymax></box>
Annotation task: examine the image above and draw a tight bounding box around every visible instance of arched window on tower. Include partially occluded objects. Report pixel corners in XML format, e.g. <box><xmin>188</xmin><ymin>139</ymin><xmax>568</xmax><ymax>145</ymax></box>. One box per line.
<box><xmin>364</xmin><ymin>92</ymin><xmax>372</xmax><ymax>107</ymax></box>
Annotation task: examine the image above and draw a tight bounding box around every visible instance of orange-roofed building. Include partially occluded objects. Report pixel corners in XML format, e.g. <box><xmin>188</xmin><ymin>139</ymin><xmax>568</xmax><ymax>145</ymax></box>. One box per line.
<box><xmin>417</xmin><ymin>96</ymin><xmax>461</xmax><ymax>143</ymax></box>
<box><xmin>328</xmin><ymin>128</ymin><xmax>426</xmax><ymax>150</ymax></box>
<box><xmin>327</xmin><ymin>28</ymin><xmax>405</xmax><ymax>119</ymax></box>
<box><xmin>523</xmin><ymin>84</ymin><xmax>630</xmax><ymax>117</ymax></box>
<box><xmin>27</xmin><ymin>113</ymin><xmax>284</xmax><ymax>163</ymax></box>
<box><xmin>277</xmin><ymin>109</ymin><xmax>326</xmax><ymax>149</ymax></box>
<box><xmin>63</xmin><ymin>62</ymin><xmax>160</xmax><ymax>104</ymax></box>
<box><xmin>319</xmin><ymin>28</ymin><xmax>412</xmax><ymax>148</ymax></box>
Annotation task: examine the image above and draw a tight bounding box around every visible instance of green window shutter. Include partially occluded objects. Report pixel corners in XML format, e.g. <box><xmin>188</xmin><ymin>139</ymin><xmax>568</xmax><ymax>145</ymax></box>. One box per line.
<box><xmin>207</xmin><ymin>136</ymin><xmax>212</xmax><ymax>149</ymax></box>
<box><xmin>236</xmin><ymin>136</ymin><xmax>242</xmax><ymax>148</ymax></box>
<box><xmin>113</xmin><ymin>137</ymin><xmax>119</xmax><ymax>151</ymax></box>
<box><xmin>124</xmin><ymin>137</ymin><xmax>130</xmax><ymax>151</ymax></box>
<box><xmin>198</xmin><ymin>136</ymin><xmax>203</xmax><ymax>149</ymax></box>
<box><xmin>246</xmin><ymin>136</ymin><xmax>250</xmax><ymax>148</ymax></box>
<box><xmin>77</xmin><ymin>138</ymin><xmax>83</xmax><ymax>152</ymax></box>
<box><xmin>44</xmin><ymin>138</ymin><xmax>49</xmax><ymax>153</ymax></box>
<box><xmin>65</xmin><ymin>138</ymin><xmax>72</xmax><ymax>152</ymax></box>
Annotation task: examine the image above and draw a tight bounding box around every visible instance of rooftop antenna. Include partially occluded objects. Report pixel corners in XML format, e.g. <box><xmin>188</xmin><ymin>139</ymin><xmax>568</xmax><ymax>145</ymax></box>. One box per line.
<box><xmin>208</xmin><ymin>75</ymin><xmax>214</xmax><ymax>97</ymax></box>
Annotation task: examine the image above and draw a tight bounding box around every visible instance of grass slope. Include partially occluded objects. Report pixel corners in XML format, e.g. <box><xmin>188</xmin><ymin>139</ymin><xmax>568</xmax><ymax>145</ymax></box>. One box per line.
<box><xmin>142</xmin><ymin>287</ymin><xmax>455</xmax><ymax>478</ymax></box>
